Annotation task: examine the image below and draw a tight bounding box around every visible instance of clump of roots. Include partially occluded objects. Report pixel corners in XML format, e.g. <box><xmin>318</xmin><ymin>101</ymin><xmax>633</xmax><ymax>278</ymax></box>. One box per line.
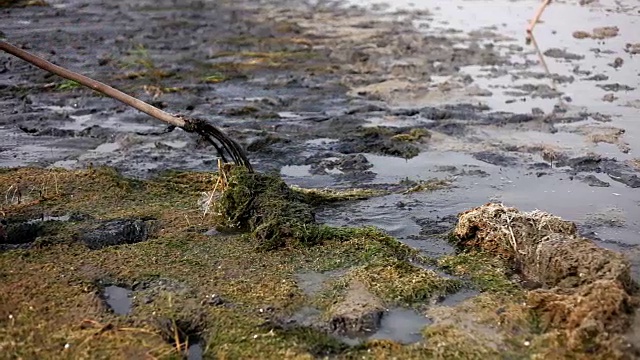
<box><xmin>451</xmin><ymin>202</ymin><xmax>638</xmax><ymax>355</ymax></box>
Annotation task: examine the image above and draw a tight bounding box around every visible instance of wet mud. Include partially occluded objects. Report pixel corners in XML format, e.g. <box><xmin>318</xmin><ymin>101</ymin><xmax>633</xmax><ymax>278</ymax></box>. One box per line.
<box><xmin>2</xmin><ymin>0</ymin><xmax>640</xmax><ymax>358</ymax></box>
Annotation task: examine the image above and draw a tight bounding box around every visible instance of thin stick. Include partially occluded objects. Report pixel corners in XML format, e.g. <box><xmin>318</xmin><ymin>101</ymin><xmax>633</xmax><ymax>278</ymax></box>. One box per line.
<box><xmin>528</xmin><ymin>33</ymin><xmax>553</xmax><ymax>86</ymax></box>
<box><xmin>526</xmin><ymin>0</ymin><xmax>552</xmax><ymax>41</ymax></box>
<box><xmin>0</xmin><ymin>40</ymin><xmax>186</xmax><ymax>128</ymax></box>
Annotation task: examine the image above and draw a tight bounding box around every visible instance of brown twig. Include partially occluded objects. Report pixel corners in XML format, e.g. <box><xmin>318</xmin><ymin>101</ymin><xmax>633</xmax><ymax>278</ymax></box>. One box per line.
<box><xmin>0</xmin><ymin>40</ymin><xmax>253</xmax><ymax>171</ymax></box>
<box><xmin>526</xmin><ymin>0</ymin><xmax>552</xmax><ymax>43</ymax></box>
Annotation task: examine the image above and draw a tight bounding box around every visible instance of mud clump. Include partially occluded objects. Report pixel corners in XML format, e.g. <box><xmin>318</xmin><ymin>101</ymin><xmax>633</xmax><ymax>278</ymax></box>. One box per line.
<box><xmin>81</xmin><ymin>218</ymin><xmax>158</xmax><ymax>250</ymax></box>
<box><xmin>334</xmin><ymin>126</ymin><xmax>430</xmax><ymax>159</ymax></box>
<box><xmin>452</xmin><ymin>203</ymin><xmax>638</xmax><ymax>355</ymax></box>
<box><xmin>328</xmin><ymin>280</ymin><xmax>385</xmax><ymax>335</ymax></box>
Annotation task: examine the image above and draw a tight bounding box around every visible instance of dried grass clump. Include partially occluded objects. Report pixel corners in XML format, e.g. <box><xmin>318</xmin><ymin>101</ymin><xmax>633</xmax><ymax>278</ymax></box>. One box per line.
<box><xmin>453</xmin><ymin>202</ymin><xmax>576</xmax><ymax>261</ymax></box>
<box><xmin>452</xmin><ymin>203</ymin><xmax>638</xmax><ymax>355</ymax></box>
<box><xmin>528</xmin><ymin>280</ymin><xmax>635</xmax><ymax>351</ymax></box>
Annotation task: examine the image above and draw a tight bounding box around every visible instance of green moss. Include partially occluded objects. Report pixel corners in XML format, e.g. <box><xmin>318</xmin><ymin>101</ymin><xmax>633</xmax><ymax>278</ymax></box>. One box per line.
<box><xmin>352</xmin><ymin>259</ymin><xmax>462</xmax><ymax>305</ymax></box>
<box><xmin>391</xmin><ymin>128</ymin><xmax>431</xmax><ymax>142</ymax></box>
<box><xmin>402</xmin><ymin>178</ymin><xmax>452</xmax><ymax>193</ymax></box>
<box><xmin>437</xmin><ymin>251</ymin><xmax>521</xmax><ymax>294</ymax></box>
<box><xmin>203</xmin><ymin>72</ymin><xmax>228</xmax><ymax>83</ymax></box>
<box><xmin>0</xmin><ymin>167</ymin><xmax>624</xmax><ymax>359</ymax></box>
<box><xmin>341</xmin><ymin>126</ymin><xmax>428</xmax><ymax>159</ymax></box>
<box><xmin>293</xmin><ymin>186</ymin><xmax>386</xmax><ymax>206</ymax></box>
<box><xmin>212</xmin><ymin>167</ymin><xmax>372</xmax><ymax>250</ymax></box>
<box><xmin>422</xmin><ymin>324</ymin><xmax>501</xmax><ymax>359</ymax></box>
<box><xmin>268</xmin><ymin>325</ymin><xmax>351</xmax><ymax>357</ymax></box>
<box><xmin>56</xmin><ymin>79</ymin><xmax>81</xmax><ymax>91</ymax></box>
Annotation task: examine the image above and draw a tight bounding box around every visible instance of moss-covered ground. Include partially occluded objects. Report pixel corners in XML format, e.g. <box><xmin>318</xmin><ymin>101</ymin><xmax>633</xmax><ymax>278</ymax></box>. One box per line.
<box><xmin>0</xmin><ymin>167</ymin><xmax>634</xmax><ymax>359</ymax></box>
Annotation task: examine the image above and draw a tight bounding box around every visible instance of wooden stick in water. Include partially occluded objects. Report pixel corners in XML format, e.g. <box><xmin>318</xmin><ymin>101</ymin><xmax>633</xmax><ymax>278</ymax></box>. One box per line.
<box><xmin>0</xmin><ymin>40</ymin><xmax>253</xmax><ymax>171</ymax></box>
<box><xmin>526</xmin><ymin>0</ymin><xmax>552</xmax><ymax>42</ymax></box>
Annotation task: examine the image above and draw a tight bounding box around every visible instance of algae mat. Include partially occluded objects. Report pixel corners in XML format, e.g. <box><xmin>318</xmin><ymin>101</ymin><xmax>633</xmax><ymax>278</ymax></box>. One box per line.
<box><xmin>0</xmin><ymin>167</ymin><xmax>638</xmax><ymax>359</ymax></box>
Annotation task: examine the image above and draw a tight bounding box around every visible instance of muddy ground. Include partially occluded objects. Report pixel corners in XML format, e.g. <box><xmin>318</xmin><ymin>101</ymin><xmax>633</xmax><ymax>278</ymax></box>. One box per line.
<box><xmin>1</xmin><ymin>0</ymin><xmax>640</xmax><ymax>358</ymax></box>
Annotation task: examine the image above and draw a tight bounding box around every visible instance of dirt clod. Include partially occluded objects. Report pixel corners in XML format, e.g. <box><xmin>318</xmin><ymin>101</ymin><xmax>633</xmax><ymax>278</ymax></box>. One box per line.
<box><xmin>81</xmin><ymin>218</ymin><xmax>158</xmax><ymax>250</ymax></box>
<box><xmin>328</xmin><ymin>280</ymin><xmax>384</xmax><ymax>335</ymax></box>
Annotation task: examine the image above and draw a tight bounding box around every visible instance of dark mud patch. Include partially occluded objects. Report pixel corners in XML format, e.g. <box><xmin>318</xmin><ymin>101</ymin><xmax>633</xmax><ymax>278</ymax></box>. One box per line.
<box><xmin>578</xmin><ymin>174</ymin><xmax>611</xmax><ymax>187</ymax></box>
<box><xmin>472</xmin><ymin>151</ymin><xmax>518</xmax><ymax>167</ymax></box>
<box><xmin>0</xmin><ymin>214</ymin><xmax>71</xmax><ymax>250</ymax></box>
<box><xmin>556</xmin><ymin>154</ymin><xmax>640</xmax><ymax>188</ymax></box>
<box><xmin>328</xmin><ymin>280</ymin><xmax>385</xmax><ymax>336</ymax></box>
<box><xmin>81</xmin><ymin>218</ymin><xmax>158</xmax><ymax>250</ymax></box>
<box><xmin>597</xmin><ymin>83</ymin><xmax>636</xmax><ymax>92</ymax></box>
<box><xmin>333</xmin><ymin>127</ymin><xmax>430</xmax><ymax>159</ymax></box>
<box><xmin>543</xmin><ymin>48</ymin><xmax>585</xmax><ymax>61</ymax></box>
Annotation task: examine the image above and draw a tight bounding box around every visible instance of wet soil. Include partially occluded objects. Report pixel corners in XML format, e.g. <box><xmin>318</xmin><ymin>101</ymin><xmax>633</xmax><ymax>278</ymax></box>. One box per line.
<box><xmin>2</xmin><ymin>0</ymin><xmax>640</xmax><ymax>358</ymax></box>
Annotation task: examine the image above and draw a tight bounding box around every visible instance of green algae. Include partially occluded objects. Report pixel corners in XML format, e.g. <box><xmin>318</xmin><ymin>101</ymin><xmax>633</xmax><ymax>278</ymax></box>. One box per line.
<box><xmin>351</xmin><ymin>259</ymin><xmax>461</xmax><ymax>305</ymax></box>
<box><xmin>1</xmin><ymin>167</ymin><xmax>636</xmax><ymax>359</ymax></box>
<box><xmin>211</xmin><ymin>167</ymin><xmax>385</xmax><ymax>251</ymax></box>
<box><xmin>438</xmin><ymin>251</ymin><xmax>521</xmax><ymax>295</ymax></box>
<box><xmin>391</xmin><ymin>128</ymin><xmax>431</xmax><ymax>142</ymax></box>
<box><xmin>0</xmin><ymin>167</ymin><xmax>448</xmax><ymax>359</ymax></box>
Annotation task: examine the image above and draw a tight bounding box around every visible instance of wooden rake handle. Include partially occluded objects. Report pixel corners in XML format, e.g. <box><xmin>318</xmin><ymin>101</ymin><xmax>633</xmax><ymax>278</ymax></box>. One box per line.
<box><xmin>0</xmin><ymin>40</ymin><xmax>186</xmax><ymax>128</ymax></box>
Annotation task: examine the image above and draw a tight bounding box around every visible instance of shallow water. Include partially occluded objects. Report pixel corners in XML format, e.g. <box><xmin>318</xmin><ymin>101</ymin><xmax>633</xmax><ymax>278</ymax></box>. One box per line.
<box><xmin>103</xmin><ymin>285</ymin><xmax>132</xmax><ymax>315</ymax></box>
<box><xmin>293</xmin><ymin>0</ymin><xmax>640</xmax><ymax>278</ymax></box>
<box><xmin>356</xmin><ymin>308</ymin><xmax>431</xmax><ymax>344</ymax></box>
<box><xmin>187</xmin><ymin>342</ymin><xmax>203</xmax><ymax>360</ymax></box>
<box><xmin>330</xmin><ymin>307</ymin><xmax>432</xmax><ymax>345</ymax></box>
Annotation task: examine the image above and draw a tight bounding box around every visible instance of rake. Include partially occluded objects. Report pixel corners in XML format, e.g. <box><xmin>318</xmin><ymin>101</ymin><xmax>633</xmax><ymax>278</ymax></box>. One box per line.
<box><xmin>0</xmin><ymin>40</ymin><xmax>253</xmax><ymax>172</ymax></box>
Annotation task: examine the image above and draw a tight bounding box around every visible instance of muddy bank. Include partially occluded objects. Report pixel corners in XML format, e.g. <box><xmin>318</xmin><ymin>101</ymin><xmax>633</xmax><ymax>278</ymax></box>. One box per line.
<box><xmin>2</xmin><ymin>0</ymin><xmax>640</xmax><ymax>357</ymax></box>
<box><xmin>2</xmin><ymin>166</ymin><xmax>639</xmax><ymax>358</ymax></box>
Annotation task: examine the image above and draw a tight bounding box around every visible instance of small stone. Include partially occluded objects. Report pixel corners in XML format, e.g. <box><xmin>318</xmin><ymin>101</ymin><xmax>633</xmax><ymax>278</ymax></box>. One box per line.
<box><xmin>602</xmin><ymin>93</ymin><xmax>617</xmax><ymax>102</ymax></box>
<box><xmin>609</xmin><ymin>57</ymin><xmax>623</xmax><ymax>69</ymax></box>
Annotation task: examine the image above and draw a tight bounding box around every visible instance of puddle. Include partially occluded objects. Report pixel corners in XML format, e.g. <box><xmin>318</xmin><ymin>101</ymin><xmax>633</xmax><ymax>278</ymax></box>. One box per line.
<box><xmin>103</xmin><ymin>285</ymin><xmax>132</xmax><ymax>315</ymax></box>
<box><xmin>317</xmin><ymin>193</ymin><xmax>425</xmax><ymax>240</ymax></box>
<box><xmin>342</xmin><ymin>308</ymin><xmax>431</xmax><ymax>345</ymax></box>
<box><xmin>305</xmin><ymin>138</ymin><xmax>339</xmax><ymax>146</ymax></box>
<box><xmin>187</xmin><ymin>342</ymin><xmax>203</xmax><ymax>360</ymax></box>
